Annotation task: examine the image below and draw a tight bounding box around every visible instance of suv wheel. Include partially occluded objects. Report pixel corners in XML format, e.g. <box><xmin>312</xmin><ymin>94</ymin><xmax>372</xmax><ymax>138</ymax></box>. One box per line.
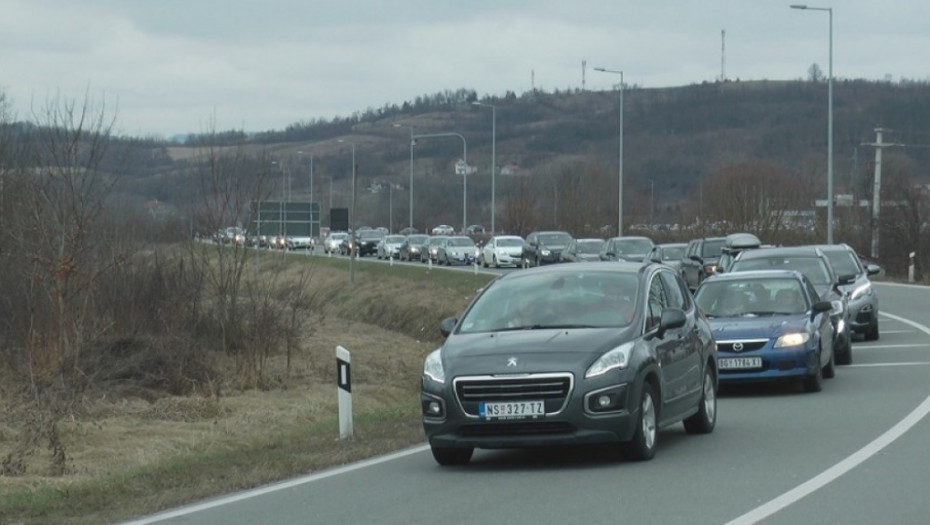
<box><xmin>624</xmin><ymin>383</ymin><xmax>658</xmax><ymax>461</ymax></box>
<box><xmin>430</xmin><ymin>446</ymin><xmax>473</xmax><ymax>466</ymax></box>
<box><xmin>683</xmin><ymin>367</ymin><xmax>717</xmax><ymax>434</ymax></box>
<box><xmin>865</xmin><ymin>317</ymin><xmax>880</xmax><ymax>341</ymax></box>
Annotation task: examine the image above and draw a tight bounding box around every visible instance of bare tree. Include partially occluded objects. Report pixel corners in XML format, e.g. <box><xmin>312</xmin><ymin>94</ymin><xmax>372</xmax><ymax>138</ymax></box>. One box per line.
<box><xmin>808</xmin><ymin>63</ymin><xmax>825</xmax><ymax>83</ymax></box>
<box><xmin>702</xmin><ymin>160</ymin><xmax>817</xmax><ymax>243</ymax></box>
<box><xmin>9</xmin><ymin>92</ymin><xmax>127</xmax><ymax>374</ymax></box>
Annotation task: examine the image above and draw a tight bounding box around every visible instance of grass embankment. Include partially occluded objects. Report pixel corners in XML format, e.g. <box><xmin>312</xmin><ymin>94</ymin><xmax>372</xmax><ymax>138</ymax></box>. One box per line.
<box><xmin>0</xmin><ymin>253</ymin><xmax>495</xmax><ymax>525</ymax></box>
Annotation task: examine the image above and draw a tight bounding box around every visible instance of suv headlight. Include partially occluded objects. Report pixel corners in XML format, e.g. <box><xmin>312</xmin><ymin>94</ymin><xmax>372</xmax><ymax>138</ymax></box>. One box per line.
<box><xmin>541</xmin><ymin>249</ymin><xmax>551</xmax><ymax>256</ymax></box>
<box><xmin>423</xmin><ymin>349</ymin><xmax>445</xmax><ymax>383</ymax></box>
<box><xmin>849</xmin><ymin>282</ymin><xmax>872</xmax><ymax>300</ymax></box>
<box><xmin>585</xmin><ymin>342</ymin><xmax>634</xmax><ymax>378</ymax></box>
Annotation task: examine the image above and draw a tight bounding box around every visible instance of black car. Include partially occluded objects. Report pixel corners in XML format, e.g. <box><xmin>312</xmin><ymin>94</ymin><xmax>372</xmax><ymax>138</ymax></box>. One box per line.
<box><xmin>728</xmin><ymin>245</ymin><xmax>854</xmax><ymax>364</ymax></box>
<box><xmin>421</xmin><ymin>262</ymin><xmax>718</xmax><ymax>465</ymax></box>
<box><xmin>399</xmin><ymin>234</ymin><xmax>430</xmax><ymax>261</ymax></box>
<box><xmin>599</xmin><ymin>236</ymin><xmax>655</xmax><ymax>262</ymax></box>
<box><xmin>680</xmin><ymin>236</ymin><xmax>726</xmax><ymax>291</ymax></box>
<box><xmin>354</xmin><ymin>230</ymin><xmax>385</xmax><ymax>257</ymax></box>
<box><xmin>522</xmin><ymin>230</ymin><xmax>573</xmax><ymax>267</ymax></box>
<box><xmin>560</xmin><ymin>238</ymin><xmax>605</xmax><ymax>263</ymax></box>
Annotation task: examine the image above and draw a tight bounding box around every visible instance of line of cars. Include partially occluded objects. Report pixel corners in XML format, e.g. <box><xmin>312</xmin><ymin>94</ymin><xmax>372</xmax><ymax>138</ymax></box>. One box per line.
<box><xmin>416</xmin><ymin>230</ymin><xmax>882</xmax><ymax>465</ymax></box>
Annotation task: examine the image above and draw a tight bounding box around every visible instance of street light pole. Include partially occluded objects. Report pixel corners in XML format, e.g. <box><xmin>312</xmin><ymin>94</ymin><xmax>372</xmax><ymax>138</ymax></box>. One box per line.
<box><xmin>594</xmin><ymin>67</ymin><xmax>624</xmax><ymax>236</ymax></box>
<box><xmin>472</xmin><ymin>101</ymin><xmax>497</xmax><ymax>234</ymax></box>
<box><xmin>412</xmin><ymin>132</ymin><xmax>468</xmax><ymax>232</ymax></box>
<box><xmin>338</xmin><ymin>140</ymin><xmax>357</xmax><ymax>284</ymax></box>
<box><xmin>393</xmin><ymin>124</ymin><xmax>416</xmax><ymax>231</ymax></box>
<box><xmin>299</xmin><ymin>150</ymin><xmax>315</xmax><ymax>237</ymax></box>
<box><xmin>791</xmin><ymin>4</ymin><xmax>834</xmax><ymax>244</ymax></box>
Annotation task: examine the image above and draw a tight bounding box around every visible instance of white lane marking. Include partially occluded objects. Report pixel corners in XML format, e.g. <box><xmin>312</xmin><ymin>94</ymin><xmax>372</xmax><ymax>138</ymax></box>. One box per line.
<box><xmin>876</xmin><ymin>330</ymin><xmax>916</xmax><ymax>334</ymax></box>
<box><xmin>725</xmin><ymin>310</ymin><xmax>930</xmax><ymax>525</ymax></box>
<box><xmin>726</xmin><ymin>395</ymin><xmax>930</xmax><ymax>525</ymax></box>
<box><xmin>848</xmin><ymin>362</ymin><xmax>930</xmax><ymax>368</ymax></box>
<box><xmin>856</xmin><ymin>344</ymin><xmax>929</xmax><ymax>350</ymax></box>
<box><xmin>118</xmin><ymin>444</ymin><xmax>431</xmax><ymax>524</ymax></box>
<box><xmin>880</xmin><ymin>311</ymin><xmax>930</xmax><ymax>336</ymax></box>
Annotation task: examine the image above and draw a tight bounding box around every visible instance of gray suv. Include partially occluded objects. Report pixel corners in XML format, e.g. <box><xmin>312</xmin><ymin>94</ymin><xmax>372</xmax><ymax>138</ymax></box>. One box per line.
<box><xmin>813</xmin><ymin>244</ymin><xmax>881</xmax><ymax>341</ymax></box>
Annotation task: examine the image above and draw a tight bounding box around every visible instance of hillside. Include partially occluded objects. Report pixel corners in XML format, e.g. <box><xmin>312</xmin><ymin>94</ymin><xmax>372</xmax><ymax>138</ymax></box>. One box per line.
<box><xmin>106</xmin><ymin>79</ymin><xmax>930</xmax><ymax>271</ymax></box>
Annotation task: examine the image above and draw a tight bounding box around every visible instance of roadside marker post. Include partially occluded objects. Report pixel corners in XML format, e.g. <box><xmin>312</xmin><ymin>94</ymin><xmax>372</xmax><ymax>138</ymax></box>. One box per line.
<box><xmin>336</xmin><ymin>346</ymin><xmax>353</xmax><ymax>440</ymax></box>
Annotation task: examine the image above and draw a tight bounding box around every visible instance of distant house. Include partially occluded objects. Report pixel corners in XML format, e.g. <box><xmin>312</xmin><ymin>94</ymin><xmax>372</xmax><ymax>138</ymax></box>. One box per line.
<box><xmin>500</xmin><ymin>163</ymin><xmax>521</xmax><ymax>176</ymax></box>
<box><xmin>454</xmin><ymin>160</ymin><xmax>477</xmax><ymax>176</ymax></box>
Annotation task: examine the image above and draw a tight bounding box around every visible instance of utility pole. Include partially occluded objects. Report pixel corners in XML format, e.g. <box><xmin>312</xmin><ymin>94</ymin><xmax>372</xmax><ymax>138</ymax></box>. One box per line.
<box><xmin>861</xmin><ymin>128</ymin><xmax>901</xmax><ymax>259</ymax></box>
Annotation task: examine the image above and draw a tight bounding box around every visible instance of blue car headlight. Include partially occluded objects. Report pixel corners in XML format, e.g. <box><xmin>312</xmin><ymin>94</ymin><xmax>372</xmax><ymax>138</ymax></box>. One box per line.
<box><xmin>541</xmin><ymin>249</ymin><xmax>551</xmax><ymax>257</ymax></box>
<box><xmin>774</xmin><ymin>332</ymin><xmax>810</xmax><ymax>348</ymax></box>
<box><xmin>585</xmin><ymin>342</ymin><xmax>634</xmax><ymax>378</ymax></box>
<box><xmin>423</xmin><ymin>349</ymin><xmax>445</xmax><ymax>383</ymax></box>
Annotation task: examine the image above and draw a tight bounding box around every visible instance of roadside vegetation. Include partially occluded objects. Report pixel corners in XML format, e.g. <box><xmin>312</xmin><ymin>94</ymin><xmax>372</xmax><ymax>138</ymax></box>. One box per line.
<box><xmin>0</xmin><ymin>250</ymin><xmax>494</xmax><ymax>524</ymax></box>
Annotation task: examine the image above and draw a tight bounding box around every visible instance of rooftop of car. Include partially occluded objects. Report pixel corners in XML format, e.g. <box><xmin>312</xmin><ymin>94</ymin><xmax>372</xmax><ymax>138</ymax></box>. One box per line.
<box><xmin>499</xmin><ymin>260</ymin><xmax>652</xmax><ymax>279</ymax></box>
<box><xmin>705</xmin><ymin>269</ymin><xmax>806</xmax><ymax>282</ymax></box>
<box><xmin>734</xmin><ymin>245</ymin><xmax>824</xmax><ymax>259</ymax></box>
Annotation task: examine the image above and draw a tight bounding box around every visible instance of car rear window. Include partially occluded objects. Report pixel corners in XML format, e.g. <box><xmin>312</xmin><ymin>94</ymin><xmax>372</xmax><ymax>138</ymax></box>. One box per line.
<box><xmin>702</xmin><ymin>239</ymin><xmax>726</xmax><ymax>258</ymax></box>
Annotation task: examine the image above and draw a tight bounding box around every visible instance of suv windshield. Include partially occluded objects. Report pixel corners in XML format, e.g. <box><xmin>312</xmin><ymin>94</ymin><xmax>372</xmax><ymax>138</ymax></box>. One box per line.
<box><xmin>730</xmin><ymin>256</ymin><xmax>832</xmax><ymax>285</ymax></box>
<box><xmin>702</xmin><ymin>239</ymin><xmax>726</xmax><ymax>258</ymax></box>
<box><xmin>539</xmin><ymin>233</ymin><xmax>571</xmax><ymax>245</ymax></box>
<box><xmin>497</xmin><ymin>238</ymin><xmax>523</xmax><ymax>247</ymax></box>
<box><xmin>457</xmin><ymin>271</ymin><xmax>639</xmax><ymax>333</ymax></box>
<box><xmin>662</xmin><ymin>246</ymin><xmax>685</xmax><ymax>260</ymax></box>
<box><xmin>617</xmin><ymin>239</ymin><xmax>653</xmax><ymax>253</ymax></box>
<box><xmin>823</xmin><ymin>250</ymin><xmax>862</xmax><ymax>277</ymax></box>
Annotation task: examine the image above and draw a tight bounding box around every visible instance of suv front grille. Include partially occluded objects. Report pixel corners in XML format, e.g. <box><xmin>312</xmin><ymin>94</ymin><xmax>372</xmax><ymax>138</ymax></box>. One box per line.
<box><xmin>458</xmin><ymin>421</ymin><xmax>575</xmax><ymax>437</ymax></box>
<box><xmin>454</xmin><ymin>373</ymin><xmax>573</xmax><ymax>417</ymax></box>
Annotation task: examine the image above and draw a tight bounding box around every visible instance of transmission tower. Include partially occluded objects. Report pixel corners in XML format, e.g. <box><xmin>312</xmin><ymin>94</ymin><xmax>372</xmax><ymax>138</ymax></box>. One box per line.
<box><xmin>720</xmin><ymin>30</ymin><xmax>727</xmax><ymax>82</ymax></box>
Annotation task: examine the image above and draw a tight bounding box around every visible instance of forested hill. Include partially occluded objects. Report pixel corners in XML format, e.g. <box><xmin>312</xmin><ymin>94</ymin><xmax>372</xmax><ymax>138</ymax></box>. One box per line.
<box><xmin>99</xmin><ymin>79</ymin><xmax>930</xmax><ymax>257</ymax></box>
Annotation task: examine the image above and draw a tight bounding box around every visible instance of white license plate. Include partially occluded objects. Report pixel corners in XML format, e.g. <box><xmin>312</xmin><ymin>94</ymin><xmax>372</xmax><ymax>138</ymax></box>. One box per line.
<box><xmin>719</xmin><ymin>357</ymin><xmax>763</xmax><ymax>370</ymax></box>
<box><xmin>479</xmin><ymin>400</ymin><xmax>544</xmax><ymax>419</ymax></box>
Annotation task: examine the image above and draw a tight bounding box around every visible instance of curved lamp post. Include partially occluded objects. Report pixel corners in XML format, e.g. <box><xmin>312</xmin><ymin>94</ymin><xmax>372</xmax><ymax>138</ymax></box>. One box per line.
<box><xmin>594</xmin><ymin>67</ymin><xmax>624</xmax><ymax>237</ymax></box>
<box><xmin>393</xmin><ymin>123</ymin><xmax>416</xmax><ymax>231</ymax></box>
<box><xmin>791</xmin><ymin>4</ymin><xmax>834</xmax><ymax>244</ymax></box>
<box><xmin>471</xmin><ymin>101</ymin><xmax>496</xmax><ymax>234</ymax></box>
<box><xmin>338</xmin><ymin>139</ymin><xmax>357</xmax><ymax>284</ymax></box>
<box><xmin>412</xmin><ymin>132</ymin><xmax>468</xmax><ymax>232</ymax></box>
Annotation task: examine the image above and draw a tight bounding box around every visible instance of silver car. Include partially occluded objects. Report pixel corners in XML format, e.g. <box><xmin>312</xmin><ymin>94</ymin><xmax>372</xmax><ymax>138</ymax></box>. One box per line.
<box><xmin>814</xmin><ymin>243</ymin><xmax>881</xmax><ymax>341</ymax></box>
<box><xmin>323</xmin><ymin>232</ymin><xmax>349</xmax><ymax>254</ymax></box>
<box><xmin>377</xmin><ymin>235</ymin><xmax>406</xmax><ymax>260</ymax></box>
<box><xmin>480</xmin><ymin>235</ymin><xmax>525</xmax><ymax>268</ymax></box>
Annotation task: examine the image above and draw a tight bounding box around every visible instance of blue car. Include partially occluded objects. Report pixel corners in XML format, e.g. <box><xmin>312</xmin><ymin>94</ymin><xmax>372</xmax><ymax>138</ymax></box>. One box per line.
<box><xmin>693</xmin><ymin>270</ymin><xmax>835</xmax><ymax>392</ymax></box>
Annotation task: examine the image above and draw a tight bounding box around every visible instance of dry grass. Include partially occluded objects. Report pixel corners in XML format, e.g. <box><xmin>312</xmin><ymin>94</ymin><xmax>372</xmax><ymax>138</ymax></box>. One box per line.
<box><xmin>0</xmin><ymin>253</ymin><xmax>495</xmax><ymax>525</ymax></box>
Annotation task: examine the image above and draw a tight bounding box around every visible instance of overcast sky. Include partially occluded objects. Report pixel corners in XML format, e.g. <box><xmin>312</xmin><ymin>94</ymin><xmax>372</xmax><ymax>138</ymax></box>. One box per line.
<box><xmin>2</xmin><ymin>0</ymin><xmax>927</xmax><ymax>138</ymax></box>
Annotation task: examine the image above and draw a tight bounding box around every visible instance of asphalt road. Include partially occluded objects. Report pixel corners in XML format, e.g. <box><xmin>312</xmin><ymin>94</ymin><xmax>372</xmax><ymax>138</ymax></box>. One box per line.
<box><xmin>123</xmin><ymin>280</ymin><xmax>930</xmax><ymax>525</ymax></box>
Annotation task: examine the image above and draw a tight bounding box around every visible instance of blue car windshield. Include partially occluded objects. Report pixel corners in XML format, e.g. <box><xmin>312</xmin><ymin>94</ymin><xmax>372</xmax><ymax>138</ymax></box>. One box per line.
<box><xmin>695</xmin><ymin>278</ymin><xmax>809</xmax><ymax>317</ymax></box>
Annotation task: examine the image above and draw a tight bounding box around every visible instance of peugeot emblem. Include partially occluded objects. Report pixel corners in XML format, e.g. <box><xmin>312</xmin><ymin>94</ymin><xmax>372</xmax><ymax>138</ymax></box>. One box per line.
<box><xmin>507</xmin><ymin>357</ymin><xmax>518</xmax><ymax>367</ymax></box>
<box><xmin>732</xmin><ymin>342</ymin><xmax>744</xmax><ymax>352</ymax></box>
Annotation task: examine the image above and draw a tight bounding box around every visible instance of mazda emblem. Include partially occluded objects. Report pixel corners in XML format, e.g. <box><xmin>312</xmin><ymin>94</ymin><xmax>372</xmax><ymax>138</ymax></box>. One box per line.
<box><xmin>732</xmin><ymin>342</ymin><xmax>744</xmax><ymax>352</ymax></box>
